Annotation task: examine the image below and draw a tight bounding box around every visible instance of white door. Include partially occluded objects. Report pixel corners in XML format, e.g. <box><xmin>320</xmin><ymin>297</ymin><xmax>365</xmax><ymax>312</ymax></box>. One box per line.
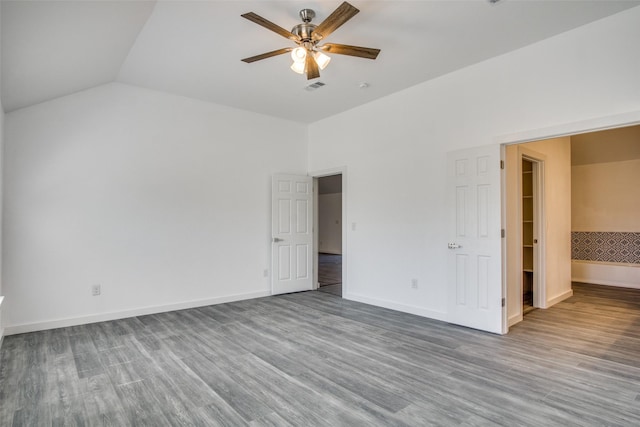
<box><xmin>271</xmin><ymin>174</ymin><xmax>313</xmax><ymax>294</ymax></box>
<box><xmin>447</xmin><ymin>145</ymin><xmax>504</xmax><ymax>334</ymax></box>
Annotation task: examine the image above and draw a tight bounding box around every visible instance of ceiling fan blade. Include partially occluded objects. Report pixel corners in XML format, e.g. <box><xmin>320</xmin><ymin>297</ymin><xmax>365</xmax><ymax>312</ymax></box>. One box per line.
<box><xmin>241</xmin><ymin>12</ymin><xmax>301</xmax><ymax>41</ymax></box>
<box><xmin>318</xmin><ymin>43</ymin><xmax>380</xmax><ymax>60</ymax></box>
<box><xmin>241</xmin><ymin>48</ymin><xmax>293</xmax><ymax>63</ymax></box>
<box><xmin>312</xmin><ymin>2</ymin><xmax>359</xmax><ymax>41</ymax></box>
<box><xmin>305</xmin><ymin>54</ymin><xmax>320</xmax><ymax>80</ymax></box>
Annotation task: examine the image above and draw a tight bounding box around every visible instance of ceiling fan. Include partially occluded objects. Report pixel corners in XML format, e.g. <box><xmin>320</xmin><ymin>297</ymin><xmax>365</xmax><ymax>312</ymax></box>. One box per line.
<box><xmin>241</xmin><ymin>1</ymin><xmax>381</xmax><ymax>80</ymax></box>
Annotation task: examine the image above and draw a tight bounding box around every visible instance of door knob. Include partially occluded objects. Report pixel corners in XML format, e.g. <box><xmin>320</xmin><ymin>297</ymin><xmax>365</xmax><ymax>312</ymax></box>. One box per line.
<box><xmin>273</xmin><ymin>237</ymin><xmax>283</xmax><ymax>243</ymax></box>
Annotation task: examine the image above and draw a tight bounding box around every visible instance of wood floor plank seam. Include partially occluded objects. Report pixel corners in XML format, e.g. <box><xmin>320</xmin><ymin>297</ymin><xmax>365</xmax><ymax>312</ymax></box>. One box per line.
<box><xmin>1</xmin><ymin>282</ymin><xmax>640</xmax><ymax>426</ymax></box>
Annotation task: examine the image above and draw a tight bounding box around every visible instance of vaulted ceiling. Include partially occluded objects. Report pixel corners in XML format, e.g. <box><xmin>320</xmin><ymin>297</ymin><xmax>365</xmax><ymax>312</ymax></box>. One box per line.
<box><xmin>2</xmin><ymin>1</ymin><xmax>639</xmax><ymax>123</ymax></box>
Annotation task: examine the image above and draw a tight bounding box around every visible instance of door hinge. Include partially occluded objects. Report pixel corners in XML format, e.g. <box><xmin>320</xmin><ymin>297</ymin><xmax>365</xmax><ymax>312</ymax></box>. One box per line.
<box><xmin>501</xmin><ymin>297</ymin><xmax>505</xmax><ymax>307</ymax></box>
<box><xmin>500</xmin><ymin>160</ymin><xmax>505</xmax><ymax>170</ymax></box>
<box><xmin>501</xmin><ymin>229</ymin><xmax>505</xmax><ymax>238</ymax></box>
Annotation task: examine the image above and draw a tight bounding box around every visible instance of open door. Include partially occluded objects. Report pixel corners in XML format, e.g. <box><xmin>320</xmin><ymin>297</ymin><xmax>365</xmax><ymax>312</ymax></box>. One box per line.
<box><xmin>447</xmin><ymin>145</ymin><xmax>504</xmax><ymax>334</ymax></box>
<box><xmin>271</xmin><ymin>174</ymin><xmax>313</xmax><ymax>295</ymax></box>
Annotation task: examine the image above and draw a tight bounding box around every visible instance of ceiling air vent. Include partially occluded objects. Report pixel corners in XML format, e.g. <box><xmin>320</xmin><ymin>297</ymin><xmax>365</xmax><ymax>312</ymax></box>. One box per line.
<box><xmin>304</xmin><ymin>81</ymin><xmax>326</xmax><ymax>91</ymax></box>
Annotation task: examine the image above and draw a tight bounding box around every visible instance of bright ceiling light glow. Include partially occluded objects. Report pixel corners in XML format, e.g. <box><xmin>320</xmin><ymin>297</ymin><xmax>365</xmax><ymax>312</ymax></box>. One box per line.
<box><xmin>313</xmin><ymin>51</ymin><xmax>331</xmax><ymax>70</ymax></box>
<box><xmin>291</xmin><ymin>47</ymin><xmax>307</xmax><ymax>62</ymax></box>
<box><xmin>290</xmin><ymin>61</ymin><xmax>306</xmax><ymax>74</ymax></box>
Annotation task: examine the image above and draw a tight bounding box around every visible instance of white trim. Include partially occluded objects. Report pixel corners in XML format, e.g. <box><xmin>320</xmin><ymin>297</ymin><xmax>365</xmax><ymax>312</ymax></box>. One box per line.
<box><xmin>504</xmin><ymin>147</ymin><xmax>547</xmax><ymax>328</ymax></box>
<box><xmin>310</xmin><ymin>167</ymin><xmax>347</xmax><ymax>297</ymax></box>
<box><xmin>496</xmin><ymin>110</ymin><xmax>640</xmax><ymax>145</ymax></box>
<box><xmin>572</xmin><ymin>260</ymin><xmax>640</xmax><ymax>289</ymax></box>
<box><xmin>572</xmin><ymin>277</ymin><xmax>640</xmax><ymax>290</ymax></box>
<box><xmin>500</xmin><ymin>145</ymin><xmax>508</xmax><ymax>334</ymax></box>
<box><xmin>345</xmin><ymin>292</ymin><xmax>447</xmax><ymax>323</ymax></box>
<box><xmin>4</xmin><ymin>290</ymin><xmax>270</xmax><ymax>336</ymax></box>
<box><xmin>309</xmin><ymin>167</ymin><xmax>347</xmax><ymax>179</ymax></box>
<box><xmin>572</xmin><ymin>259</ymin><xmax>640</xmax><ymax>268</ymax></box>
<box><xmin>508</xmin><ymin>313</ymin><xmax>523</xmax><ymax>328</ymax></box>
<box><xmin>546</xmin><ymin>289</ymin><xmax>573</xmax><ymax>307</ymax></box>
<box><xmin>312</xmin><ymin>178</ymin><xmax>320</xmax><ymax>290</ymax></box>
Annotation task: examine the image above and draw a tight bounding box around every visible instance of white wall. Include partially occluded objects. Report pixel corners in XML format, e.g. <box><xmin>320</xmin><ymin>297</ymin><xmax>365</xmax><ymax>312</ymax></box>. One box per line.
<box><xmin>308</xmin><ymin>7</ymin><xmax>640</xmax><ymax>324</ymax></box>
<box><xmin>0</xmin><ymin>2</ymin><xmax>5</xmax><ymax>344</ymax></box>
<box><xmin>572</xmin><ymin>159</ymin><xmax>640</xmax><ymax>232</ymax></box>
<box><xmin>318</xmin><ymin>193</ymin><xmax>342</xmax><ymax>254</ymax></box>
<box><xmin>571</xmin><ymin>158</ymin><xmax>640</xmax><ymax>288</ymax></box>
<box><xmin>2</xmin><ymin>82</ymin><xmax>307</xmax><ymax>333</ymax></box>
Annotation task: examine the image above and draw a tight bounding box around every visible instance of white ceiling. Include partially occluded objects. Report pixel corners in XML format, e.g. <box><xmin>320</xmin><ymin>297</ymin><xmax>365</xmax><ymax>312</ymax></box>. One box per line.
<box><xmin>2</xmin><ymin>1</ymin><xmax>639</xmax><ymax>123</ymax></box>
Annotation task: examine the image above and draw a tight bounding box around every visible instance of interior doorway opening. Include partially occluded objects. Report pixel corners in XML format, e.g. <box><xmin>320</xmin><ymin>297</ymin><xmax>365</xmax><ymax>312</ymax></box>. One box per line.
<box><xmin>522</xmin><ymin>158</ymin><xmax>534</xmax><ymax>314</ymax></box>
<box><xmin>315</xmin><ymin>174</ymin><xmax>343</xmax><ymax>297</ymax></box>
<box><xmin>505</xmin><ymin>121</ymin><xmax>640</xmax><ymax>331</ymax></box>
<box><xmin>506</xmin><ymin>143</ymin><xmax>550</xmax><ymax>328</ymax></box>
<box><xmin>521</xmin><ymin>156</ymin><xmax>544</xmax><ymax>315</ymax></box>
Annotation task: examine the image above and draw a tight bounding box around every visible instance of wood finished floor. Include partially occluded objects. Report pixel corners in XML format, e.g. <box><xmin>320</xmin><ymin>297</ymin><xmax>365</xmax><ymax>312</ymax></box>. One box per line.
<box><xmin>318</xmin><ymin>253</ymin><xmax>342</xmax><ymax>287</ymax></box>
<box><xmin>1</xmin><ymin>283</ymin><xmax>640</xmax><ymax>426</ymax></box>
<box><xmin>317</xmin><ymin>283</ymin><xmax>342</xmax><ymax>297</ymax></box>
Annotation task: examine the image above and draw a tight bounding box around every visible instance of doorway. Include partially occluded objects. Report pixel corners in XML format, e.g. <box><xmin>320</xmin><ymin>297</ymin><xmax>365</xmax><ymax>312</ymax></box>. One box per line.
<box><xmin>521</xmin><ymin>155</ymin><xmax>544</xmax><ymax>315</ymax></box>
<box><xmin>315</xmin><ymin>174</ymin><xmax>343</xmax><ymax>297</ymax></box>
<box><xmin>505</xmin><ymin>121</ymin><xmax>640</xmax><ymax>331</ymax></box>
<box><xmin>505</xmin><ymin>143</ymin><xmax>550</xmax><ymax>328</ymax></box>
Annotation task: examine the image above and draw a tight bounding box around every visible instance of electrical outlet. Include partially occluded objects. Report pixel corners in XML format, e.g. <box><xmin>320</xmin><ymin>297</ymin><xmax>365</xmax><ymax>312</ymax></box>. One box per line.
<box><xmin>411</xmin><ymin>279</ymin><xmax>418</xmax><ymax>289</ymax></box>
<box><xmin>263</xmin><ymin>269</ymin><xmax>269</xmax><ymax>277</ymax></box>
<box><xmin>91</xmin><ymin>284</ymin><xmax>101</xmax><ymax>296</ymax></box>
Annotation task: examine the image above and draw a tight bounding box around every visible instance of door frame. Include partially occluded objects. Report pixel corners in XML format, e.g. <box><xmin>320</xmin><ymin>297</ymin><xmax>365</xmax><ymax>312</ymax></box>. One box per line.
<box><xmin>498</xmin><ymin>110</ymin><xmax>640</xmax><ymax>333</ymax></box>
<box><xmin>310</xmin><ymin>167</ymin><xmax>347</xmax><ymax>295</ymax></box>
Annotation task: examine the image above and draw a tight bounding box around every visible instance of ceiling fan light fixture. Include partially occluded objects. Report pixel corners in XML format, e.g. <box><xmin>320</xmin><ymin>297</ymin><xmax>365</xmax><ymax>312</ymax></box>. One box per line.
<box><xmin>241</xmin><ymin>2</ymin><xmax>380</xmax><ymax>80</ymax></box>
<box><xmin>290</xmin><ymin>61</ymin><xmax>306</xmax><ymax>74</ymax></box>
<box><xmin>291</xmin><ymin>46</ymin><xmax>307</xmax><ymax>62</ymax></box>
<box><xmin>313</xmin><ymin>51</ymin><xmax>331</xmax><ymax>70</ymax></box>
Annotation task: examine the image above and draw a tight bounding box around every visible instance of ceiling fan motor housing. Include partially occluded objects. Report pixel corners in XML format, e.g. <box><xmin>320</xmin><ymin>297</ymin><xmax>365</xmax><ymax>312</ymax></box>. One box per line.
<box><xmin>292</xmin><ymin>23</ymin><xmax>317</xmax><ymax>42</ymax></box>
<box><xmin>299</xmin><ymin>8</ymin><xmax>315</xmax><ymax>23</ymax></box>
<box><xmin>292</xmin><ymin>9</ymin><xmax>318</xmax><ymax>42</ymax></box>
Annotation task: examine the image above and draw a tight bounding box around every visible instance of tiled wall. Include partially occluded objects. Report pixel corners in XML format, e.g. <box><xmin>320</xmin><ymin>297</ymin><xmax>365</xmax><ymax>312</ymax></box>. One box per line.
<box><xmin>572</xmin><ymin>231</ymin><xmax>640</xmax><ymax>264</ymax></box>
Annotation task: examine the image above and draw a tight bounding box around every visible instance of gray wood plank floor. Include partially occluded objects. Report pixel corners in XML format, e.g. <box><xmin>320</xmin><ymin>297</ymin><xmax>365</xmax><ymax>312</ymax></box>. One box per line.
<box><xmin>1</xmin><ymin>282</ymin><xmax>640</xmax><ymax>426</ymax></box>
<box><xmin>318</xmin><ymin>253</ymin><xmax>342</xmax><ymax>287</ymax></box>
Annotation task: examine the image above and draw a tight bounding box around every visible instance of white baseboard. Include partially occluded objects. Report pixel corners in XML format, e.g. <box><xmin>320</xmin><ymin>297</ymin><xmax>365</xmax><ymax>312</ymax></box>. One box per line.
<box><xmin>572</xmin><ymin>260</ymin><xmax>640</xmax><ymax>290</ymax></box>
<box><xmin>546</xmin><ymin>289</ymin><xmax>573</xmax><ymax>307</ymax></box>
<box><xmin>508</xmin><ymin>313</ymin><xmax>523</xmax><ymax>327</ymax></box>
<box><xmin>4</xmin><ymin>290</ymin><xmax>270</xmax><ymax>336</ymax></box>
<box><xmin>572</xmin><ymin>277</ymin><xmax>640</xmax><ymax>289</ymax></box>
<box><xmin>344</xmin><ymin>292</ymin><xmax>448</xmax><ymax>323</ymax></box>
